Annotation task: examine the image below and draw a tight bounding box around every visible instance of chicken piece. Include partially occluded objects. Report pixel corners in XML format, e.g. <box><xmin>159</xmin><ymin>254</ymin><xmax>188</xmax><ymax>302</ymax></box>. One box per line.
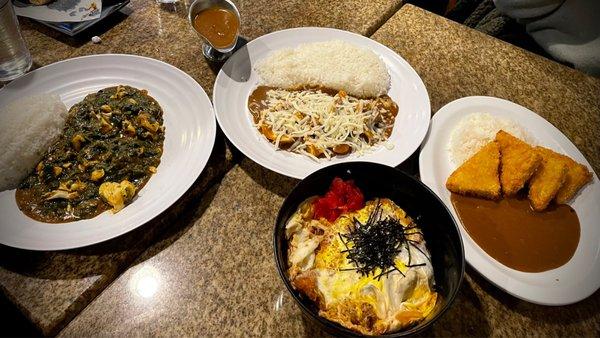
<box><xmin>98</xmin><ymin>180</ymin><xmax>136</xmax><ymax>213</ymax></box>
<box><xmin>137</xmin><ymin>112</ymin><xmax>160</xmax><ymax>133</ymax></box>
<box><xmin>306</xmin><ymin>143</ymin><xmax>324</xmax><ymax>157</ymax></box>
<box><xmin>332</xmin><ymin>144</ymin><xmax>351</xmax><ymax>155</ymax></box>
<box><xmin>43</xmin><ymin>190</ymin><xmax>79</xmax><ymax>201</ymax></box>
<box><xmin>71</xmin><ymin>134</ymin><xmax>85</xmax><ymax>151</ymax></box>
<box><xmin>110</xmin><ymin>85</ymin><xmax>127</xmax><ymax>99</ymax></box>
<box><xmin>52</xmin><ymin>166</ymin><xmax>63</xmax><ymax>177</ymax></box>
<box><xmin>122</xmin><ymin>120</ymin><xmax>136</xmax><ymax>136</ymax></box>
<box><xmin>69</xmin><ymin>180</ymin><xmax>87</xmax><ymax>192</ymax></box>
<box><xmin>495</xmin><ymin>130</ymin><xmax>541</xmax><ymax>196</ymax></box>
<box><xmin>528</xmin><ymin>147</ymin><xmax>568</xmax><ymax>211</ymax></box>
<box><xmin>554</xmin><ymin>153</ymin><xmax>593</xmax><ymax>204</ymax></box>
<box><xmin>321</xmin><ymin>299</ymin><xmax>379</xmax><ymax>335</ymax></box>
<box><xmin>90</xmin><ymin>168</ymin><xmax>105</xmax><ymax>181</ymax></box>
<box><xmin>446</xmin><ymin>141</ymin><xmax>501</xmax><ymax>199</ymax></box>
<box><xmin>291</xmin><ymin>271</ymin><xmax>320</xmax><ymax>304</ymax></box>
<box><xmin>99</xmin><ymin>115</ymin><xmax>113</xmax><ymax>133</ymax></box>
<box><xmin>259</xmin><ymin>124</ymin><xmax>293</xmax><ymax>147</ymax></box>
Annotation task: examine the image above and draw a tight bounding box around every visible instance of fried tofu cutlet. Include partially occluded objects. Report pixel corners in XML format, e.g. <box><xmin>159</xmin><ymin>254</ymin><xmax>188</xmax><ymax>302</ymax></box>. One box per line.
<box><xmin>446</xmin><ymin>141</ymin><xmax>501</xmax><ymax>199</ymax></box>
<box><xmin>528</xmin><ymin>147</ymin><xmax>568</xmax><ymax>211</ymax></box>
<box><xmin>495</xmin><ymin>130</ymin><xmax>541</xmax><ymax>196</ymax></box>
<box><xmin>554</xmin><ymin>153</ymin><xmax>593</xmax><ymax>204</ymax></box>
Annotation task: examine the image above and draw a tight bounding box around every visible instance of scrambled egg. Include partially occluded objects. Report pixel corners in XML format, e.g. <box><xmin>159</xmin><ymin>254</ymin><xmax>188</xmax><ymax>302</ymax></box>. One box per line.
<box><xmin>99</xmin><ymin>180</ymin><xmax>136</xmax><ymax>212</ymax></box>
<box><xmin>286</xmin><ymin>198</ymin><xmax>437</xmax><ymax>335</ymax></box>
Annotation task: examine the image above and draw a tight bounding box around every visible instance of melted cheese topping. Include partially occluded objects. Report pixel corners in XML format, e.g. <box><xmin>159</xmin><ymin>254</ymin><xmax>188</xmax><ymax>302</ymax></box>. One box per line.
<box><xmin>253</xmin><ymin>88</ymin><xmax>396</xmax><ymax>160</ymax></box>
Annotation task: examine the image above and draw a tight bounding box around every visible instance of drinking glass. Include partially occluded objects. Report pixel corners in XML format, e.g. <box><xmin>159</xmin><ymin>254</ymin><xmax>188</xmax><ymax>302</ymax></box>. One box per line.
<box><xmin>0</xmin><ymin>0</ymin><xmax>32</xmax><ymax>81</ymax></box>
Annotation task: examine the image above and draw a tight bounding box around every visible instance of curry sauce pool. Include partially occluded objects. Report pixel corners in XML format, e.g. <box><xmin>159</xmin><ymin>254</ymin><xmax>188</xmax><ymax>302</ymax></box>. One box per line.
<box><xmin>16</xmin><ymin>85</ymin><xmax>165</xmax><ymax>223</ymax></box>
<box><xmin>451</xmin><ymin>193</ymin><xmax>580</xmax><ymax>272</ymax></box>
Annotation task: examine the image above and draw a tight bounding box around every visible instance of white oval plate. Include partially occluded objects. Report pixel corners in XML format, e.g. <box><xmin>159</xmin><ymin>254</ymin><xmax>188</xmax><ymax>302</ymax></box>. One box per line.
<box><xmin>419</xmin><ymin>96</ymin><xmax>600</xmax><ymax>305</ymax></box>
<box><xmin>0</xmin><ymin>54</ymin><xmax>216</xmax><ymax>251</ymax></box>
<box><xmin>213</xmin><ymin>27</ymin><xmax>430</xmax><ymax>179</ymax></box>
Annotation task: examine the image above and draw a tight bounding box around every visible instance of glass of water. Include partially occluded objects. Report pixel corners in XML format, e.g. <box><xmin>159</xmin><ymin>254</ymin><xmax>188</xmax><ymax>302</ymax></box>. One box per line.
<box><xmin>0</xmin><ymin>0</ymin><xmax>32</xmax><ymax>81</ymax></box>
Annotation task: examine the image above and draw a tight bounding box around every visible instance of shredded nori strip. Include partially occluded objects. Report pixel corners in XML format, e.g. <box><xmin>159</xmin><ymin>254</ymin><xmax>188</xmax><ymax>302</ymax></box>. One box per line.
<box><xmin>339</xmin><ymin>199</ymin><xmax>427</xmax><ymax>280</ymax></box>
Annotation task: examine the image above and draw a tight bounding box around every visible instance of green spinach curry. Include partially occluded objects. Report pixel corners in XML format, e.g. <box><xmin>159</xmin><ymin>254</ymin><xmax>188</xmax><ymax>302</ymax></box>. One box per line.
<box><xmin>16</xmin><ymin>85</ymin><xmax>165</xmax><ymax>223</ymax></box>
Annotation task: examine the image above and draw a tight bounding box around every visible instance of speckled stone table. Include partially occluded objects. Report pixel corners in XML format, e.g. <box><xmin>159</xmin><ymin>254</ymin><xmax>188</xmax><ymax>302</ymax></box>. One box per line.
<box><xmin>2</xmin><ymin>0</ymin><xmax>404</xmax><ymax>335</ymax></box>
<box><xmin>5</xmin><ymin>1</ymin><xmax>600</xmax><ymax>336</ymax></box>
<box><xmin>59</xmin><ymin>159</ymin><xmax>307</xmax><ymax>337</ymax></box>
<box><xmin>57</xmin><ymin>5</ymin><xmax>600</xmax><ymax>337</ymax></box>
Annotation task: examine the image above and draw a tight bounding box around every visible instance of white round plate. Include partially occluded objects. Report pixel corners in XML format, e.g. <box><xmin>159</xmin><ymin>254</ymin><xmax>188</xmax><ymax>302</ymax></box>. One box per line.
<box><xmin>419</xmin><ymin>96</ymin><xmax>600</xmax><ymax>305</ymax></box>
<box><xmin>0</xmin><ymin>54</ymin><xmax>216</xmax><ymax>251</ymax></box>
<box><xmin>213</xmin><ymin>27</ymin><xmax>430</xmax><ymax>179</ymax></box>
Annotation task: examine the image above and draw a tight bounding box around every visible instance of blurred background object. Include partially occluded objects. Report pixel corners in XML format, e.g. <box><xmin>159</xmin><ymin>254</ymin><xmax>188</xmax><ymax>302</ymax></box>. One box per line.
<box><xmin>0</xmin><ymin>0</ymin><xmax>32</xmax><ymax>81</ymax></box>
<box><xmin>494</xmin><ymin>0</ymin><xmax>600</xmax><ymax>77</ymax></box>
<box><xmin>407</xmin><ymin>0</ymin><xmax>600</xmax><ymax>77</ymax></box>
<box><xmin>12</xmin><ymin>0</ymin><xmax>129</xmax><ymax>36</ymax></box>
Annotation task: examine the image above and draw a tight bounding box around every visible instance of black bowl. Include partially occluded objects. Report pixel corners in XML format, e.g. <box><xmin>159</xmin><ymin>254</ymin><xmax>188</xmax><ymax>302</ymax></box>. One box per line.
<box><xmin>274</xmin><ymin>162</ymin><xmax>465</xmax><ymax>337</ymax></box>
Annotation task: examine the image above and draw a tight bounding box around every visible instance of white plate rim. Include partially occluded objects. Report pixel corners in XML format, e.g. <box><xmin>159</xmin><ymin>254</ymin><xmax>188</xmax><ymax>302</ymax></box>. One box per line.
<box><xmin>213</xmin><ymin>27</ymin><xmax>431</xmax><ymax>179</ymax></box>
<box><xmin>419</xmin><ymin>95</ymin><xmax>600</xmax><ymax>305</ymax></box>
<box><xmin>0</xmin><ymin>54</ymin><xmax>216</xmax><ymax>251</ymax></box>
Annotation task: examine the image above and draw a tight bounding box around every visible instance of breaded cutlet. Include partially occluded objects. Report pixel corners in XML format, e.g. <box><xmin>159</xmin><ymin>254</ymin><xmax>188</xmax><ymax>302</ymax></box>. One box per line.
<box><xmin>446</xmin><ymin>141</ymin><xmax>501</xmax><ymax>199</ymax></box>
<box><xmin>495</xmin><ymin>130</ymin><xmax>541</xmax><ymax>196</ymax></box>
<box><xmin>554</xmin><ymin>153</ymin><xmax>593</xmax><ymax>204</ymax></box>
<box><xmin>528</xmin><ymin>147</ymin><xmax>568</xmax><ymax>211</ymax></box>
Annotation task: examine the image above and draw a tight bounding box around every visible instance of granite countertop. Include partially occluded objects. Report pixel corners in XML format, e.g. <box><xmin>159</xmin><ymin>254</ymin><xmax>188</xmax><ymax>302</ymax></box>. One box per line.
<box><xmin>59</xmin><ymin>5</ymin><xmax>600</xmax><ymax>337</ymax></box>
<box><xmin>4</xmin><ymin>1</ymin><xmax>600</xmax><ymax>336</ymax></box>
<box><xmin>2</xmin><ymin>0</ymin><xmax>404</xmax><ymax>335</ymax></box>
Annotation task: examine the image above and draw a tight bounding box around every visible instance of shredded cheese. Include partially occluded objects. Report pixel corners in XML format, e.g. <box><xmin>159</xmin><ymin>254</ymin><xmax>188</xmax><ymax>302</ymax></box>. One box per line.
<box><xmin>252</xmin><ymin>88</ymin><xmax>396</xmax><ymax>160</ymax></box>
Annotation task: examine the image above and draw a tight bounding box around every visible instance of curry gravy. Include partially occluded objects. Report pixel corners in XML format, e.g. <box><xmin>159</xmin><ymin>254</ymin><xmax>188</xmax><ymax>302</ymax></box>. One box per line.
<box><xmin>451</xmin><ymin>193</ymin><xmax>580</xmax><ymax>272</ymax></box>
<box><xmin>193</xmin><ymin>7</ymin><xmax>238</xmax><ymax>49</ymax></box>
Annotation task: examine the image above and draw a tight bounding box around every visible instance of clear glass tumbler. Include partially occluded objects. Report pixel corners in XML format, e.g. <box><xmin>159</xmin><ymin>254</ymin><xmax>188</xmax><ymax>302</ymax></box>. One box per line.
<box><xmin>0</xmin><ymin>0</ymin><xmax>32</xmax><ymax>81</ymax></box>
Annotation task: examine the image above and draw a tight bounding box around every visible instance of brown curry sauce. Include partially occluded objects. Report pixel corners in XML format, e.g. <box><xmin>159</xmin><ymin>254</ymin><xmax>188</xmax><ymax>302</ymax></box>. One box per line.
<box><xmin>192</xmin><ymin>7</ymin><xmax>239</xmax><ymax>49</ymax></box>
<box><xmin>451</xmin><ymin>193</ymin><xmax>580</xmax><ymax>272</ymax></box>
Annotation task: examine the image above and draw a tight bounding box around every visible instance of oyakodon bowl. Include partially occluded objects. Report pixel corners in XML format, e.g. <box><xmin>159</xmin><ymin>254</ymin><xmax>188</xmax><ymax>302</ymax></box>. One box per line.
<box><xmin>273</xmin><ymin>162</ymin><xmax>465</xmax><ymax>337</ymax></box>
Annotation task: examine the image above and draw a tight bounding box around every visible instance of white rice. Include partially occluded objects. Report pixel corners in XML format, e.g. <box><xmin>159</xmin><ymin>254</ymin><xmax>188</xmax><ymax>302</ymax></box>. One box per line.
<box><xmin>0</xmin><ymin>94</ymin><xmax>67</xmax><ymax>191</ymax></box>
<box><xmin>255</xmin><ymin>40</ymin><xmax>390</xmax><ymax>97</ymax></box>
<box><xmin>448</xmin><ymin>113</ymin><xmax>534</xmax><ymax>166</ymax></box>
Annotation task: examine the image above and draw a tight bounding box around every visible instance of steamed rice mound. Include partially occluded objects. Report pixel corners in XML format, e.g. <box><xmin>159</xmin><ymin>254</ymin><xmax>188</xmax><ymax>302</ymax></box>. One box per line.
<box><xmin>255</xmin><ymin>40</ymin><xmax>390</xmax><ymax>97</ymax></box>
<box><xmin>448</xmin><ymin>113</ymin><xmax>534</xmax><ymax>166</ymax></box>
<box><xmin>0</xmin><ymin>94</ymin><xmax>67</xmax><ymax>191</ymax></box>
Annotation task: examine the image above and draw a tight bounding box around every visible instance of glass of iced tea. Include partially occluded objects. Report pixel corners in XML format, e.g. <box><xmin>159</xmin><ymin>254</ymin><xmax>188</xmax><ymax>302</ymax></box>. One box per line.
<box><xmin>188</xmin><ymin>0</ymin><xmax>240</xmax><ymax>61</ymax></box>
